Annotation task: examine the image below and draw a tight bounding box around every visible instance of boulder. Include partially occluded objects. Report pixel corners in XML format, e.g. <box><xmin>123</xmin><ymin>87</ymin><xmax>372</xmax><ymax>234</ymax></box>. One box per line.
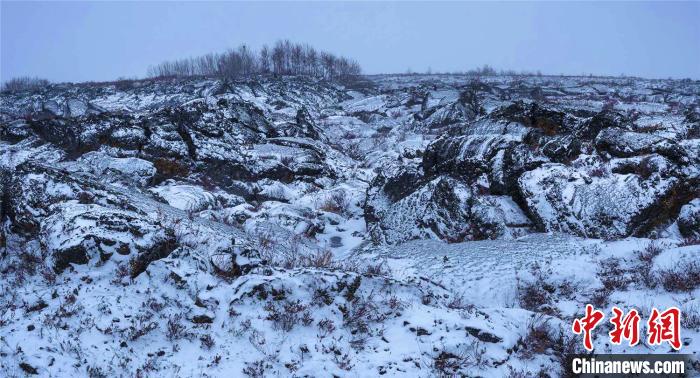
<box><xmin>365</xmin><ymin>173</ymin><xmax>531</xmax><ymax>245</ymax></box>
<box><xmin>517</xmin><ymin>163</ymin><xmax>690</xmax><ymax>238</ymax></box>
<box><xmin>595</xmin><ymin>128</ymin><xmax>686</xmax><ymax>162</ymax></box>
<box><xmin>424</xmin><ymin>134</ymin><xmax>520</xmax><ymax>180</ymax></box>
<box><xmin>678</xmin><ymin>199</ymin><xmax>700</xmax><ymax>237</ymax></box>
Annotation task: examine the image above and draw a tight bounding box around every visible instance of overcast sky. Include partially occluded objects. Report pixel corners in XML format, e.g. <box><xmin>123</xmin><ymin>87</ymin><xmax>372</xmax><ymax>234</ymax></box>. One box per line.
<box><xmin>2</xmin><ymin>1</ymin><xmax>699</xmax><ymax>83</ymax></box>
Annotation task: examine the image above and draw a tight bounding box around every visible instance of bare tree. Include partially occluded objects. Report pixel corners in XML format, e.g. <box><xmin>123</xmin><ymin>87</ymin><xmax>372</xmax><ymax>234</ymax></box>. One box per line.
<box><xmin>146</xmin><ymin>40</ymin><xmax>361</xmax><ymax>80</ymax></box>
<box><xmin>291</xmin><ymin>43</ymin><xmax>303</xmax><ymax>75</ymax></box>
<box><xmin>272</xmin><ymin>40</ymin><xmax>285</xmax><ymax>75</ymax></box>
<box><xmin>2</xmin><ymin>77</ymin><xmax>50</xmax><ymax>93</ymax></box>
<box><xmin>259</xmin><ymin>45</ymin><xmax>271</xmax><ymax>74</ymax></box>
<box><xmin>320</xmin><ymin>52</ymin><xmax>336</xmax><ymax>79</ymax></box>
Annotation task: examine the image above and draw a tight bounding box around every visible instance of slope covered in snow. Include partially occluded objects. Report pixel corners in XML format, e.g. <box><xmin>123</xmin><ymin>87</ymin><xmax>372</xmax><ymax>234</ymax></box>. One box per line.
<box><xmin>1</xmin><ymin>74</ymin><xmax>699</xmax><ymax>376</ymax></box>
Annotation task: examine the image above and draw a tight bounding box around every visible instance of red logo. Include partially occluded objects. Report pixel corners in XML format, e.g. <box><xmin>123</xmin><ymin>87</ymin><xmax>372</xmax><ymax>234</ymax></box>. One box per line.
<box><xmin>572</xmin><ymin>304</ymin><xmax>605</xmax><ymax>351</ymax></box>
<box><xmin>572</xmin><ymin>306</ymin><xmax>681</xmax><ymax>351</ymax></box>
<box><xmin>647</xmin><ymin>307</ymin><xmax>681</xmax><ymax>350</ymax></box>
<box><xmin>609</xmin><ymin>307</ymin><xmax>640</xmax><ymax>346</ymax></box>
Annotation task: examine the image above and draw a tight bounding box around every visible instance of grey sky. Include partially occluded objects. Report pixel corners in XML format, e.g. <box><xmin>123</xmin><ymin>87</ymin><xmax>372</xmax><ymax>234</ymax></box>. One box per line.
<box><xmin>2</xmin><ymin>1</ymin><xmax>699</xmax><ymax>83</ymax></box>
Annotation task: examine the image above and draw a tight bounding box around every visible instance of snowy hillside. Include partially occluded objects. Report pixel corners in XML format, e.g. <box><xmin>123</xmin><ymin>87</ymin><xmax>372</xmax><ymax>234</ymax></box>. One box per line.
<box><xmin>1</xmin><ymin>73</ymin><xmax>699</xmax><ymax>377</ymax></box>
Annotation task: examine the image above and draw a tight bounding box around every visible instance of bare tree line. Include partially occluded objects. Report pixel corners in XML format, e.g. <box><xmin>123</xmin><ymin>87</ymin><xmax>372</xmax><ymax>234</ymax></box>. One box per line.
<box><xmin>146</xmin><ymin>40</ymin><xmax>361</xmax><ymax>80</ymax></box>
<box><xmin>2</xmin><ymin>77</ymin><xmax>50</xmax><ymax>93</ymax></box>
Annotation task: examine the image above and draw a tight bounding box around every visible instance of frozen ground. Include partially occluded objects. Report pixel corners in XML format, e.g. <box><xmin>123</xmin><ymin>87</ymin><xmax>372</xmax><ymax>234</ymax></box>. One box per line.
<box><xmin>1</xmin><ymin>73</ymin><xmax>699</xmax><ymax>377</ymax></box>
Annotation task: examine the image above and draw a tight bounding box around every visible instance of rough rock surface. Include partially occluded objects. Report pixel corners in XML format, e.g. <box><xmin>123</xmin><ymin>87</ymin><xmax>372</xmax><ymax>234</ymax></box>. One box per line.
<box><xmin>1</xmin><ymin>74</ymin><xmax>699</xmax><ymax>377</ymax></box>
<box><xmin>678</xmin><ymin>198</ymin><xmax>700</xmax><ymax>237</ymax></box>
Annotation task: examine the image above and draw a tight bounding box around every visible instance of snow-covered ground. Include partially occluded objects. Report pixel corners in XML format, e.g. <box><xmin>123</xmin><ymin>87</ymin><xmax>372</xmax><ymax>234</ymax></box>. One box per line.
<box><xmin>1</xmin><ymin>74</ymin><xmax>699</xmax><ymax>376</ymax></box>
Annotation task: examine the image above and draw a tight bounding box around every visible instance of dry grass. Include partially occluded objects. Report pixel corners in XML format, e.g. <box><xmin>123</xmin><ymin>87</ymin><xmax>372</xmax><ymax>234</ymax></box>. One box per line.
<box><xmin>658</xmin><ymin>261</ymin><xmax>700</xmax><ymax>292</ymax></box>
<box><xmin>317</xmin><ymin>190</ymin><xmax>349</xmax><ymax>215</ymax></box>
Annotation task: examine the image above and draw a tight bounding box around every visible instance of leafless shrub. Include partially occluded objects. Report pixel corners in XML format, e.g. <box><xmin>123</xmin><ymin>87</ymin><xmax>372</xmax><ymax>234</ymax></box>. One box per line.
<box><xmin>630</xmin><ymin>241</ymin><xmax>665</xmax><ymax>288</ymax></box>
<box><xmin>343</xmin><ymin>141</ymin><xmax>364</xmax><ymax>160</ymax></box>
<box><xmin>636</xmin><ymin>241</ymin><xmax>664</xmax><ymax>263</ymax></box>
<box><xmin>312</xmin><ymin>288</ymin><xmax>334</xmax><ymax>307</ymax></box>
<box><xmin>166</xmin><ymin>314</ymin><xmax>187</xmax><ymax>340</ymax></box>
<box><xmin>589</xmin><ymin>287</ymin><xmax>611</xmax><ymax>307</ymax></box>
<box><xmin>265</xmin><ymin>299</ymin><xmax>310</xmax><ymax>332</ymax></box>
<box><xmin>517</xmin><ymin>280</ymin><xmax>552</xmax><ymax>313</ymax></box>
<box><xmin>340</xmin><ymin>293</ymin><xmax>384</xmax><ymax>335</ymax></box>
<box><xmin>464</xmin><ymin>340</ymin><xmax>488</xmax><ymax>369</ymax></box>
<box><xmin>507</xmin><ymin>367</ymin><xmax>538</xmax><ymax>378</ymax></box>
<box><xmin>681</xmin><ymin>302</ymin><xmax>700</xmax><ymax>330</ymax></box>
<box><xmin>433</xmin><ymin>350</ymin><xmax>465</xmax><ymax>376</ymax></box>
<box><xmin>144</xmin><ymin>296</ymin><xmax>165</xmax><ymax>313</ymax></box>
<box><xmin>389</xmin><ymin>109</ymin><xmax>402</xmax><ymax>118</ymax></box>
<box><xmin>364</xmin><ymin>262</ymin><xmax>387</xmax><ymax>276</ymax></box>
<box><xmin>324</xmin><ymin>343</ymin><xmax>353</xmax><ymax>370</ymax></box>
<box><xmin>446</xmin><ymin>291</ymin><xmax>474</xmax><ymax>311</ymax></box>
<box><xmin>280</xmin><ymin>155</ymin><xmax>294</xmax><ymax>166</ymax></box>
<box><xmin>18</xmin><ymin>248</ymin><xmax>42</xmax><ymax>275</ymax></box>
<box><xmin>635</xmin><ymin>156</ymin><xmax>656</xmax><ymax>179</ymax></box>
<box><xmin>136</xmin><ymin>357</ymin><xmax>158</xmax><ymax>377</ymax></box>
<box><xmin>242</xmin><ymin>360</ymin><xmax>267</xmax><ymax>378</ymax></box>
<box><xmin>597</xmin><ymin>257</ymin><xmax>629</xmax><ymax>291</ymax></box>
<box><xmin>679</xmin><ymin>236</ymin><xmax>700</xmax><ymax>247</ymax></box>
<box><xmin>516</xmin><ymin>263</ymin><xmax>565</xmax><ymax>315</ymax></box>
<box><xmin>128</xmin><ymin>313</ymin><xmax>157</xmax><ymax>341</ymax></box>
<box><xmin>551</xmin><ymin>329</ymin><xmax>586</xmax><ymax>378</ymax></box>
<box><xmin>40</xmin><ymin>266</ymin><xmax>57</xmax><ymax>284</ymax></box>
<box><xmin>520</xmin><ymin>316</ymin><xmax>554</xmax><ymax>359</ymax></box>
<box><xmin>317</xmin><ymin>318</ymin><xmax>336</xmax><ymax>338</ymax></box>
<box><xmin>658</xmin><ymin>261</ymin><xmax>700</xmax><ymax>292</ymax></box>
<box><xmin>2</xmin><ymin>77</ymin><xmax>50</xmax><ymax>93</ymax></box>
<box><xmin>200</xmin><ymin>334</ymin><xmax>215</xmax><ymax>350</ymax></box>
<box><xmin>111</xmin><ymin>262</ymin><xmax>130</xmax><ymax>285</ymax></box>
<box><xmin>304</xmin><ymin>249</ymin><xmax>333</xmax><ymax>268</ymax></box>
<box><xmin>317</xmin><ymin>190</ymin><xmax>349</xmax><ymax>215</ymax></box>
<box><xmin>114</xmin><ymin>78</ymin><xmax>136</xmax><ymax>91</ymax></box>
<box><xmin>254</xmin><ymin>229</ymin><xmax>276</xmax><ymax>252</ymax></box>
<box><xmin>587</xmin><ymin>166</ymin><xmax>608</xmax><ymax>178</ymax></box>
<box><xmin>87</xmin><ymin>365</ymin><xmax>108</xmax><ymax>378</ymax></box>
<box><xmin>432</xmin><ymin>341</ymin><xmax>486</xmax><ymax>376</ymax></box>
<box><xmin>386</xmin><ymin>295</ymin><xmax>404</xmax><ymax>311</ymax></box>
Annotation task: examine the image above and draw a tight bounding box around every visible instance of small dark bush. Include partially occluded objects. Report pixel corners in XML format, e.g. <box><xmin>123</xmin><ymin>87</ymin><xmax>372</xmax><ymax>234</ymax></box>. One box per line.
<box><xmin>2</xmin><ymin>77</ymin><xmax>50</xmax><ymax>93</ymax></box>
<box><xmin>681</xmin><ymin>303</ymin><xmax>700</xmax><ymax>330</ymax></box>
<box><xmin>318</xmin><ymin>190</ymin><xmax>349</xmax><ymax>215</ymax></box>
<box><xmin>200</xmin><ymin>334</ymin><xmax>215</xmax><ymax>349</ymax></box>
<box><xmin>446</xmin><ymin>292</ymin><xmax>473</xmax><ymax>311</ymax></box>
<box><xmin>317</xmin><ymin>318</ymin><xmax>336</xmax><ymax>338</ymax></box>
<box><xmin>587</xmin><ymin>166</ymin><xmax>607</xmax><ymax>178</ymax></box>
<box><xmin>340</xmin><ymin>294</ymin><xmax>383</xmax><ymax>335</ymax></box>
<box><xmin>265</xmin><ymin>300</ymin><xmax>309</xmax><ymax>332</ymax></box>
<box><xmin>658</xmin><ymin>261</ymin><xmax>700</xmax><ymax>292</ymax></box>
<box><xmin>520</xmin><ymin>317</ymin><xmax>554</xmax><ymax>359</ymax></box>
<box><xmin>433</xmin><ymin>351</ymin><xmax>464</xmax><ymax>376</ymax></box>
<box><xmin>589</xmin><ymin>288</ymin><xmax>611</xmax><ymax>307</ymax></box>
<box><xmin>597</xmin><ymin>258</ymin><xmax>629</xmax><ymax>291</ymax></box>
<box><xmin>517</xmin><ymin>281</ymin><xmax>551</xmax><ymax>313</ymax></box>
<box><xmin>679</xmin><ymin>236</ymin><xmax>700</xmax><ymax>247</ymax></box>
<box><xmin>114</xmin><ymin>78</ymin><xmax>136</xmax><ymax>91</ymax></box>
<box><xmin>242</xmin><ymin>360</ymin><xmax>267</xmax><ymax>378</ymax></box>
<box><xmin>552</xmin><ymin>330</ymin><xmax>586</xmax><ymax>378</ymax></box>
<box><xmin>129</xmin><ymin>313</ymin><xmax>157</xmax><ymax>341</ymax></box>
<box><xmin>280</xmin><ymin>155</ymin><xmax>294</xmax><ymax>166</ymax></box>
<box><xmin>153</xmin><ymin>158</ymin><xmax>190</xmax><ymax>179</ymax></box>
<box><xmin>636</xmin><ymin>241</ymin><xmax>664</xmax><ymax>263</ymax></box>
<box><xmin>166</xmin><ymin>314</ymin><xmax>187</xmax><ymax>340</ymax></box>
<box><xmin>304</xmin><ymin>249</ymin><xmax>334</xmax><ymax>268</ymax></box>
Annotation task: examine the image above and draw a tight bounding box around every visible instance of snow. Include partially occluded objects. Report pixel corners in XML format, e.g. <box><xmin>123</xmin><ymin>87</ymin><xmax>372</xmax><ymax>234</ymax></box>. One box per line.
<box><xmin>1</xmin><ymin>73</ymin><xmax>699</xmax><ymax>377</ymax></box>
